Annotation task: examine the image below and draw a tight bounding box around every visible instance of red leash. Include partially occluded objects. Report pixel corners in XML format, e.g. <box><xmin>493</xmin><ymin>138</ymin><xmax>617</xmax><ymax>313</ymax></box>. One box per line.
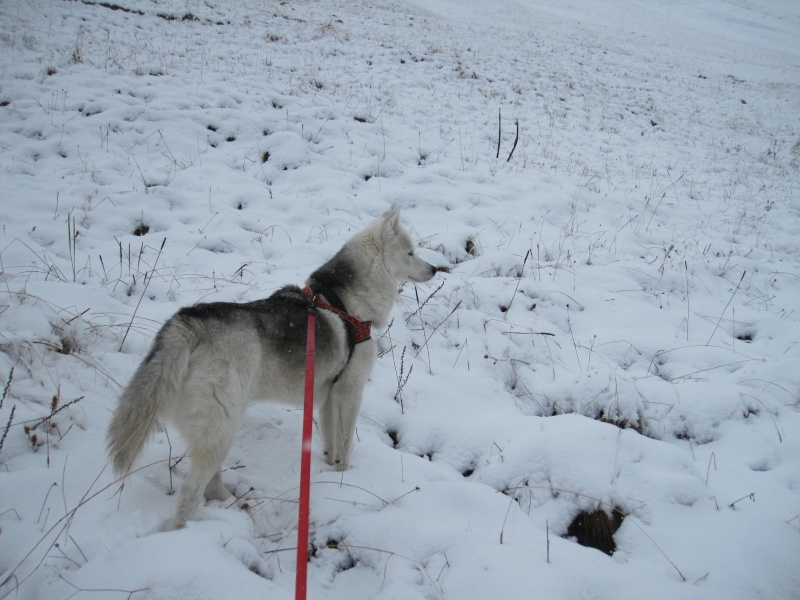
<box><xmin>295</xmin><ymin>303</ymin><xmax>316</xmax><ymax>600</ymax></box>
<box><xmin>295</xmin><ymin>288</ymin><xmax>371</xmax><ymax>599</ymax></box>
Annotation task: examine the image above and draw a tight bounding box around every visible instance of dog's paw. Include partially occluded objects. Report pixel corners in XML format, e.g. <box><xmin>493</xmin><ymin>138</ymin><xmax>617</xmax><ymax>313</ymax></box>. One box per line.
<box><xmin>204</xmin><ymin>487</ymin><xmax>234</xmax><ymax>502</ymax></box>
<box><xmin>159</xmin><ymin>516</ymin><xmax>181</xmax><ymax>532</ymax></box>
<box><xmin>204</xmin><ymin>472</ymin><xmax>234</xmax><ymax>502</ymax></box>
<box><xmin>324</xmin><ymin>452</ymin><xmax>348</xmax><ymax>470</ymax></box>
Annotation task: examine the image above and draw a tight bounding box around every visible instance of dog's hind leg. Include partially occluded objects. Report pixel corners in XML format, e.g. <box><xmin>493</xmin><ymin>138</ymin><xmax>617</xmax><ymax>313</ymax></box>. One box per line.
<box><xmin>172</xmin><ymin>386</ymin><xmax>243</xmax><ymax>529</ymax></box>
<box><xmin>174</xmin><ymin>427</ymin><xmax>238</xmax><ymax>528</ymax></box>
<box><xmin>204</xmin><ymin>470</ymin><xmax>233</xmax><ymax>502</ymax></box>
<box><xmin>174</xmin><ymin>454</ymin><xmax>222</xmax><ymax>529</ymax></box>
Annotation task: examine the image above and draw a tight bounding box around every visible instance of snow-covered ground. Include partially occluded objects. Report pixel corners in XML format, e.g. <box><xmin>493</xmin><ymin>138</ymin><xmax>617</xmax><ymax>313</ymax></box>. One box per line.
<box><xmin>1</xmin><ymin>0</ymin><xmax>798</xmax><ymax>598</ymax></box>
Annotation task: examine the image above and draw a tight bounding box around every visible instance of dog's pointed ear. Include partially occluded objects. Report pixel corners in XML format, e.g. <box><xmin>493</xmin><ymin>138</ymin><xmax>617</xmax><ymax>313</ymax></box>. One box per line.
<box><xmin>382</xmin><ymin>203</ymin><xmax>401</xmax><ymax>233</ymax></box>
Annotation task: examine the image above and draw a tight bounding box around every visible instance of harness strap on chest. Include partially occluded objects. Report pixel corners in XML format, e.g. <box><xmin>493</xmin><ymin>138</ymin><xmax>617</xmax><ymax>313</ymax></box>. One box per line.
<box><xmin>302</xmin><ymin>284</ymin><xmax>371</xmax><ymax>358</ymax></box>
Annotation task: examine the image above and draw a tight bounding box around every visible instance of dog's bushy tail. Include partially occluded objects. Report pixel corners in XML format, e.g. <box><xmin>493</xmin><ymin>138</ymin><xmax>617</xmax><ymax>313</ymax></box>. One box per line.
<box><xmin>107</xmin><ymin>318</ymin><xmax>192</xmax><ymax>476</ymax></box>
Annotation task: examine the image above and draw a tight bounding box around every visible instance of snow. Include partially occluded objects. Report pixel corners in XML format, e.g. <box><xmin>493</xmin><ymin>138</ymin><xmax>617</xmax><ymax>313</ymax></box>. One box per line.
<box><xmin>1</xmin><ymin>0</ymin><xmax>798</xmax><ymax>598</ymax></box>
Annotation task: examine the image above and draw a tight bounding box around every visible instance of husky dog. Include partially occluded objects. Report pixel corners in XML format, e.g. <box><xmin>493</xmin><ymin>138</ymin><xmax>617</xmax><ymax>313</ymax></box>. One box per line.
<box><xmin>107</xmin><ymin>204</ymin><xmax>437</xmax><ymax>529</ymax></box>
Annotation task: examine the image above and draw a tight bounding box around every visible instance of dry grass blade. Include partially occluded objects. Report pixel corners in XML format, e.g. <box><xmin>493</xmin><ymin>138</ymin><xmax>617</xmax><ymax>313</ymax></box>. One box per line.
<box><xmin>0</xmin><ymin>369</ymin><xmax>15</xmax><ymax>456</ymax></box>
<box><xmin>706</xmin><ymin>271</ymin><xmax>746</xmax><ymax>345</ymax></box>
<box><xmin>119</xmin><ymin>238</ymin><xmax>166</xmax><ymax>352</ymax></box>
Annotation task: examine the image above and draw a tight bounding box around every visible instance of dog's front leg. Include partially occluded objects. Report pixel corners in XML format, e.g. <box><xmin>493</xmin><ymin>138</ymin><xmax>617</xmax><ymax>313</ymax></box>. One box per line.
<box><xmin>322</xmin><ymin>344</ymin><xmax>374</xmax><ymax>470</ymax></box>
<box><xmin>328</xmin><ymin>391</ymin><xmax>363</xmax><ymax>471</ymax></box>
<box><xmin>319</xmin><ymin>393</ymin><xmax>337</xmax><ymax>465</ymax></box>
<box><xmin>319</xmin><ymin>387</ymin><xmax>361</xmax><ymax>470</ymax></box>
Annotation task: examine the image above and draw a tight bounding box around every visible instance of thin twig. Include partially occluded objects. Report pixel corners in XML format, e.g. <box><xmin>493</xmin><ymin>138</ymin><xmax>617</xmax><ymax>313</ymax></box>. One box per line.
<box><xmin>685</xmin><ymin>261</ymin><xmax>690</xmax><ymax>341</ymax></box>
<box><xmin>728</xmin><ymin>492</ymin><xmax>755</xmax><ymax>510</ymax></box>
<box><xmin>546</xmin><ymin>521</ymin><xmax>551</xmax><ymax>563</ymax></box>
<box><xmin>393</xmin><ymin>347</ymin><xmax>412</xmax><ymax>412</ymax></box>
<box><xmin>0</xmin><ymin>406</ymin><xmax>15</xmax><ymax>455</ymax></box>
<box><xmin>506</xmin><ymin>118</ymin><xmax>519</xmax><ymax>162</ymax></box>
<box><xmin>405</xmin><ymin>280</ymin><xmax>445</xmax><ymax>323</ymax></box>
<box><xmin>506</xmin><ymin>249</ymin><xmax>530</xmax><ymax>313</ymax></box>
<box><xmin>740</xmin><ymin>393</ymin><xmax>783</xmax><ymax>442</ymax></box>
<box><xmin>0</xmin><ymin>369</ymin><xmax>15</xmax><ymax>455</ymax></box>
<box><xmin>414</xmin><ymin>301</ymin><xmax>462</xmax><ymax>360</ymax></box>
<box><xmin>1</xmin><ymin>367</ymin><xmax>13</xmax><ymax>409</ymax></box>
<box><xmin>706</xmin><ymin>270</ymin><xmax>746</xmax><ymax>345</ymax></box>
<box><xmin>705</xmin><ymin>453</ymin><xmax>716</xmax><ymax>486</ymax></box>
<box><xmin>496</xmin><ymin>108</ymin><xmax>501</xmax><ymax>159</ymax></box>
<box><xmin>119</xmin><ymin>238</ymin><xmax>166</xmax><ymax>352</ymax></box>
<box><xmin>567</xmin><ymin>306</ymin><xmax>582</xmax><ymax>372</ymax></box>
<box><xmin>499</xmin><ymin>495</ymin><xmax>514</xmax><ymax>544</ymax></box>
<box><xmin>21</xmin><ymin>397</ymin><xmax>84</xmax><ymax>432</ymax></box>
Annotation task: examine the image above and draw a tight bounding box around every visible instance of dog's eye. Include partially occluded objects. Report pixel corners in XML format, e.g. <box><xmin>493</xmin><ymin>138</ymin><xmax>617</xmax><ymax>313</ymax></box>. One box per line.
<box><xmin>407</xmin><ymin>251</ymin><xmax>414</xmax><ymax>257</ymax></box>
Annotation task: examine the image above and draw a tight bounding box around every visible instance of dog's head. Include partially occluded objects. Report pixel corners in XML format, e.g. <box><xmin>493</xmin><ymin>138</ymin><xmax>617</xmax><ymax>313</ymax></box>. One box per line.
<box><xmin>379</xmin><ymin>203</ymin><xmax>437</xmax><ymax>283</ymax></box>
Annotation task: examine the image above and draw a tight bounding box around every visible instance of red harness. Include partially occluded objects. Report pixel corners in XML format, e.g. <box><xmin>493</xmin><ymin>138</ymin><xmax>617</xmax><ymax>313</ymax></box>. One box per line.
<box><xmin>301</xmin><ymin>285</ymin><xmax>372</xmax><ymax>345</ymax></box>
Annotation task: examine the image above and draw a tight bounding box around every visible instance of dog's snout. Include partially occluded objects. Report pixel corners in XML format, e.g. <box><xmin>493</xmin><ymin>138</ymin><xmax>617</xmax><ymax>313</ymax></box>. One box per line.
<box><xmin>419</xmin><ymin>261</ymin><xmax>437</xmax><ymax>281</ymax></box>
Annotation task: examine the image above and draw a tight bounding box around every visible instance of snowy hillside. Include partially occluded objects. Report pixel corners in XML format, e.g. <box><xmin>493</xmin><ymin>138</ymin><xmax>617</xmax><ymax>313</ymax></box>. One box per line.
<box><xmin>1</xmin><ymin>0</ymin><xmax>799</xmax><ymax>598</ymax></box>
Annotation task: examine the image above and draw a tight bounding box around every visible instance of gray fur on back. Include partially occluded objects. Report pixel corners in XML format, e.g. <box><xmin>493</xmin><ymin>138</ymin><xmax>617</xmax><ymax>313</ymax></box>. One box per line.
<box><xmin>106</xmin><ymin>286</ymin><xmax>330</xmax><ymax>476</ymax></box>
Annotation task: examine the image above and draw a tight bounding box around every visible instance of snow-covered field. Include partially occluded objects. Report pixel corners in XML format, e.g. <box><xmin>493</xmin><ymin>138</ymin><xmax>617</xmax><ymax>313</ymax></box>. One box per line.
<box><xmin>1</xmin><ymin>0</ymin><xmax>798</xmax><ymax>597</ymax></box>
